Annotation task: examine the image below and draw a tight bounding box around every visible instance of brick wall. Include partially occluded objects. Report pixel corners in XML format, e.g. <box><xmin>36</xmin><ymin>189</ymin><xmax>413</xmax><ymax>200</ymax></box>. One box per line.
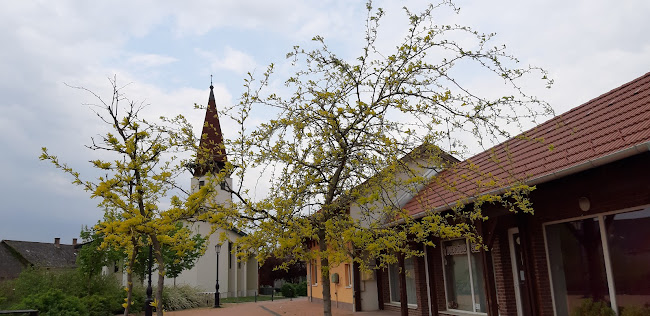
<box><xmin>492</xmin><ymin>231</ymin><xmax>518</xmax><ymax>316</ymax></box>
<box><xmin>377</xmin><ymin>152</ymin><xmax>650</xmax><ymax>316</ymax></box>
<box><xmin>378</xmin><ymin>249</ymin><xmax>432</xmax><ymax>316</ymax></box>
<box><xmin>521</xmin><ymin>152</ymin><xmax>650</xmax><ymax>316</ymax></box>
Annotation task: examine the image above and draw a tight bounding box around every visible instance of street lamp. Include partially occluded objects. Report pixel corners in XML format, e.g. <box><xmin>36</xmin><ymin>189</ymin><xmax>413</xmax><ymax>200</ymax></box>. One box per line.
<box><xmin>214</xmin><ymin>243</ymin><xmax>222</xmax><ymax>308</ymax></box>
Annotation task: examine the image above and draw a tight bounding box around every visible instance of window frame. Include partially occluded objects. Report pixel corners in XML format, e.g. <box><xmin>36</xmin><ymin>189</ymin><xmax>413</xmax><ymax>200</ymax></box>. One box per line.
<box><xmin>440</xmin><ymin>238</ymin><xmax>487</xmax><ymax>314</ymax></box>
<box><xmin>542</xmin><ymin>204</ymin><xmax>650</xmax><ymax>316</ymax></box>
<box><xmin>344</xmin><ymin>263</ymin><xmax>352</xmax><ymax>288</ymax></box>
<box><xmin>387</xmin><ymin>256</ymin><xmax>418</xmax><ymax>308</ymax></box>
<box><xmin>311</xmin><ymin>260</ymin><xmax>318</xmax><ymax>286</ymax></box>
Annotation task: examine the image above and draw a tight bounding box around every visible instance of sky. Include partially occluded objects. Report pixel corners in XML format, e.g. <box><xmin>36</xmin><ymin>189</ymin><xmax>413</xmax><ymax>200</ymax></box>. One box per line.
<box><xmin>1</xmin><ymin>0</ymin><xmax>649</xmax><ymax>244</ymax></box>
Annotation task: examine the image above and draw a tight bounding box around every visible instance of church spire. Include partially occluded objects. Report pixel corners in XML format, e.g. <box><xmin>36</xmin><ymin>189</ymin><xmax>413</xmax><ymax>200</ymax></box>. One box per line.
<box><xmin>194</xmin><ymin>79</ymin><xmax>227</xmax><ymax>177</ymax></box>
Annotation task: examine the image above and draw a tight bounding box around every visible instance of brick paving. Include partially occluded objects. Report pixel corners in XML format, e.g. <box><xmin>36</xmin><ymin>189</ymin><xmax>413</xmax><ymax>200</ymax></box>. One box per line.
<box><xmin>164</xmin><ymin>297</ymin><xmax>400</xmax><ymax>316</ymax></box>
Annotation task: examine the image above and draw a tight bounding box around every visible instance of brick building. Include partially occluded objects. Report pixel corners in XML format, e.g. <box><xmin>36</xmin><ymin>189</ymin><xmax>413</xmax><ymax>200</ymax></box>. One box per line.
<box><xmin>383</xmin><ymin>72</ymin><xmax>650</xmax><ymax>316</ymax></box>
<box><xmin>311</xmin><ymin>72</ymin><xmax>650</xmax><ymax>315</ymax></box>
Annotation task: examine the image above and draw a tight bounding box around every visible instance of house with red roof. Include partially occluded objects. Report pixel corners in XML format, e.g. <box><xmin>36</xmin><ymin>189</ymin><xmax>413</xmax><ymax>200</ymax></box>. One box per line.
<box><xmin>313</xmin><ymin>73</ymin><xmax>650</xmax><ymax>315</ymax></box>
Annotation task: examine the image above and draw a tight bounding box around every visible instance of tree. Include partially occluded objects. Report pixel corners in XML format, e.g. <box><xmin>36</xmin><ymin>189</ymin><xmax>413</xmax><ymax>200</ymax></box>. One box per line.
<box><xmin>200</xmin><ymin>1</ymin><xmax>552</xmax><ymax>315</ymax></box>
<box><xmin>148</xmin><ymin>222</ymin><xmax>207</xmax><ymax>286</ymax></box>
<box><xmin>40</xmin><ymin>77</ymin><xmax>208</xmax><ymax>316</ymax></box>
<box><xmin>258</xmin><ymin>255</ymin><xmax>307</xmax><ymax>287</ymax></box>
<box><xmin>77</xmin><ymin>225</ymin><xmax>123</xmax><ymax>286</ymax></box>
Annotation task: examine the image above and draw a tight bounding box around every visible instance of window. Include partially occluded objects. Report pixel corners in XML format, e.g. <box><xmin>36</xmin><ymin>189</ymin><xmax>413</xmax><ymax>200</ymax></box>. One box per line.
<box><xmin>442</xmin><ymin>239</ymin><xmax>487</xmax><ymax>312</ymax></box>
<box><xmin>388</xmin><ymin>257</ymin><xmax>417</xmax><ymax>305</ymax></box>
<box><xmin>344</xmin><ymin>264</ymin><xmax>352</xmax><ymax>288</ymax></box>
<box><xmin>311</xmin><ymin>261</ymin><xmax>319</xmax><ymax>285</ymax></box>
<box><xmin>228</xmin><ymin>242</ymin><xmax>232</xmax><ymax>269</ymax></box>
<box><xmin>545</xmin><ymin>207</ymin><xmax>650</xmax><ymax>316</ymax></box>
<box><xmin>198</xmin><ymin>180</ymin><xmax>205</xmax><ymax>188</ymax></box>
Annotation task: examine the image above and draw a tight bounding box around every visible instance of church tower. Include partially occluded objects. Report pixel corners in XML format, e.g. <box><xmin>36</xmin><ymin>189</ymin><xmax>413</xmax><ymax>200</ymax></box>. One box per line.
<box><xmin>168</xmin><ymin>82</ymin><xmax>257</xmax><ymax>297</ymax></box>
<box><xmin>191</xmin><ymin>82</ymin><xmax>232</xmax><ymax>203</ymax></box>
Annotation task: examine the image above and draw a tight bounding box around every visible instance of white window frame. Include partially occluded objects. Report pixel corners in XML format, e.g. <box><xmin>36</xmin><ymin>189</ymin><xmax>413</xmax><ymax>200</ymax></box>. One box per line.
<box><xmin>440</xmin><ymin>238</ymin><xmax>487</xmax><ymax>315</ymax></box>
<box><xmin>542</xmin><ymin>204</ymin><xmax>650</xmax><ymax>316</ymax></box>
<box><xmin>387</xmin><ymin>257</ymin><xmax>418</xmax><ymax>308</ymax></box>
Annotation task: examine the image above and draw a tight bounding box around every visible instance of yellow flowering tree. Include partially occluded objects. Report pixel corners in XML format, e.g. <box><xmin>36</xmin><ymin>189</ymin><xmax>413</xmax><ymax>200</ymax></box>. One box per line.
<box><xmin>201</xmin><ymin>2</ymin><xmax>552</xmax><ymax>315</ymax></box>
<box><xmin>40</xmin><ymin>77</ymin><xmax>207</xmax><ymax>316</ymax></box>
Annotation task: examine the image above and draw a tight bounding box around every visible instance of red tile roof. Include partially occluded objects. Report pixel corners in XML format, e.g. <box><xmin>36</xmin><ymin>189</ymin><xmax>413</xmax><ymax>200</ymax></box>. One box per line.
<box><xmin>405</xmin><ymin>72</ymin><xmax>650</xmax><ymax>215</ymax></box>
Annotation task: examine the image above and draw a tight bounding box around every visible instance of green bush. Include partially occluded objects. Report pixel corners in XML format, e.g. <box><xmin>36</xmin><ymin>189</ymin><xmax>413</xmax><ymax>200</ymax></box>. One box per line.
<box><xmin>0</xmin><ymin>280</ymin><xmax>16</xmax><ymax>309</ymax></box>
<box><xmin>162</xmin><ymin>285</ymin><xmax>205</xmax><ymax>311</ymax></box>
<box><xmin>281</xmin><ymin>283</ymin><xmax>296</xmax><ymax>298</ymax></box>
<box><xmin>295</xmin><ymin>281</ymin><xmax>307</xmax><ymax>296</ymax></box>
<box><xmin>621</xmin><ymin>306</ymin><xmax>650</xmax><ymax>316</ymax></box>
<box><xmin>82</xmin><ymin>294</ymin><xmax>123</xmax><ymax>316</ymax></box>
<box><xmin>571</xmin><ymin>299</ymin><xmax>615</xmax><ymax>316</ymax></box>
<box><xmin>1</xmin><ymin>268</ymin><xmax>127</xmax><ymax>316</ymax></box>
<box><xmin>12</xmin><ymin>289</ymin><xmax>88</xmax><ymax>316</ymax></box>
<box><xmin>126</xmin><ymin>283</ymin><xmax>146</xmax><ymax>314</ymax></box>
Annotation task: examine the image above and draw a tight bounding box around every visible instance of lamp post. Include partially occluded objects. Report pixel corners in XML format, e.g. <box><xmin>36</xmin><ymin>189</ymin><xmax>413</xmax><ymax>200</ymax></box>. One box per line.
<box><xmin>214</xmin><ymin>243</ymin><xmax>222</xmax><ymax>308</ymax></box>
<box><xmin>145</xmin><ymin>244</ymin><xmax>153</xmax><ymax>316</ymax></box>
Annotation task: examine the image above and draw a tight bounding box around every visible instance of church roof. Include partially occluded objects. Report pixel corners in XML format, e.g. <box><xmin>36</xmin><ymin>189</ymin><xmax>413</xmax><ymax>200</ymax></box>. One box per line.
<box><xmin>195</xmin><ymin>84</ymin><xmax>227</xmax><ymax>176</ymax></box>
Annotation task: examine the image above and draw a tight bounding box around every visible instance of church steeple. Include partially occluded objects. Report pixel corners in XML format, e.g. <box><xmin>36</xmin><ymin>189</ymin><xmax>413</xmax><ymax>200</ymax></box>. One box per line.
<box><xmin>194</xmin><ymin>80</ymin><xmax>227</xmax><ymax>177</ymax></box>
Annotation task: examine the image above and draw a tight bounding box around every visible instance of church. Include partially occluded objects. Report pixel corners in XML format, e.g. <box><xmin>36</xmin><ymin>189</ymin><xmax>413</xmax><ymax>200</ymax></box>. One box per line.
<box><xmin>163</xmin><ymin>83</ymin><xmax>258</xmax><ymax>297</ymax></box>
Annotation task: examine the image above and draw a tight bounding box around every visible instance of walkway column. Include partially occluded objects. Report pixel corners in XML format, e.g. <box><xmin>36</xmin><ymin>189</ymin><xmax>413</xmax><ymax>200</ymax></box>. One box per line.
<box><xmin>398</xmin><ymin>253</ymin><xmax>408</xmax><ymax>316</ymax></box>
<box><xmin>425</xmin><ymin>244</ymin><xmax>439</xmax><ymax>316</ymax></box>
<box><xmin>480</xmin><ymin>221</ymin><xmax>499</xmax><ymax>315</ymax></box>
<box><xmin>516</xmin><ymin>214</ymin><xmax>539</xmax><ymax>316</ymax></box>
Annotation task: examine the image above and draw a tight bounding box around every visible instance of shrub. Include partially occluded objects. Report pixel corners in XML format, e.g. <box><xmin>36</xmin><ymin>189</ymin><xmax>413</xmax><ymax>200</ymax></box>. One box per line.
<box><xmin>571</xmin><ymin>299</ymin><xmax>615</xmax><ymax>316</ymax></box>
<box><xmin>621</xmin><ymin>306</ymin><xmax>650</xmax><ymax>316</ymax></box>
<box><xmin>0</xmin><ymin>280</ymin><xmax>16</xmax><ymax>309</ymax></box>
<box><xmin>2</xmin><ymin>268</ymin><xmax>127</xmax><ymax>316</ymax></box>
<box><xmin>162</xmin><ymin>285</ymin><xmax>204</xmax><ymax>311</ymax></box>
<box><xmin>127</xmin><ymin>283</ymin><xmax>146</xmax><ymax>314</ymax></box>
<box><xmin>281</xmin><ymin>283</ymin><xmax>296</xmax><ymax>298</ymax></box>
<box><xmin>82</xmin><ymin>294</ymin><xmax>123</xmax><ymax>316</ymax></box>
<box><xmin>295</xmin><ymin>281</ymin><xmax>307</xmax><ymax>296</ymax></box>
<box><xmin>12</xmin><ymin>288</ymin><xmax>88</xmax><ymax>316</ymax></box>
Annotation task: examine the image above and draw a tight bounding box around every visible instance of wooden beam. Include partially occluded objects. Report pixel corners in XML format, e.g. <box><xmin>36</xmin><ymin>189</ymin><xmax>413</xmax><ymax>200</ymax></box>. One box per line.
<box><xmin>353</xmin><ymin>261</ymin><xmax>362</xmax><ymax>311</ymax></box>
<box><xmin>516</xmin><ymin>214</ymin><xmax>540</xmax><ymax>316</ymax></box>
<box><xmin>426</xmin><ymin>244</ymin><xmax>439</xmax><ymax>316</ymax></box>
<box><xmin>480</xmin><ymin>221</ymin><xmax>499</xmax><ymax>316</ymax></box>
<box><xmin>398</xmin><ymin>253</ymin><xmax>408</xmax><ymax>316</ymax></box>
<box><xmin>376</xmin><ymin>259</ymin><xmax>384</xmax><ymax>310</ymax></box>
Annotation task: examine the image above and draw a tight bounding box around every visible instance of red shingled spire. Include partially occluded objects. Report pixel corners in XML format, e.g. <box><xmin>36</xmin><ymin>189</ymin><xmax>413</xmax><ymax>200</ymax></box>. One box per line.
<box><xmin>194</xmin><ymin>82</ymin><xmax>227</xmax><ymax>177</ymax></box>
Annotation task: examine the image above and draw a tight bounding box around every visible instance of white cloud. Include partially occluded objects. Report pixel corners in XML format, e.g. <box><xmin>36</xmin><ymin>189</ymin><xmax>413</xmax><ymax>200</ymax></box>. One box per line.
<box><xmin>127</xmin><ymin>54</ymin><xmax>178</xmax><ymax>68</ymax></box>
<box><xmin>197</xmin><ymin>47</ymin><xmax>257</xmax><ymax>75</ymax></box>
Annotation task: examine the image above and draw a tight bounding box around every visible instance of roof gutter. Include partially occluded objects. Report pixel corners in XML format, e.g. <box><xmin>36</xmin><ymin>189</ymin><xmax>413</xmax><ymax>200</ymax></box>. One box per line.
<box><xmin>400</xmin><ymin>140</ymin><xmax>650</xmax><ymax>223</ymax></box>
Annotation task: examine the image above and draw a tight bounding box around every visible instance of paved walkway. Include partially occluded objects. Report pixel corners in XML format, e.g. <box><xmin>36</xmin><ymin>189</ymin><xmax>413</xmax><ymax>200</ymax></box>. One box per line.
<box><xmin>164</xmin><ymin>297</ymin><xmax>400</xmax><ymax>316</ymax></box>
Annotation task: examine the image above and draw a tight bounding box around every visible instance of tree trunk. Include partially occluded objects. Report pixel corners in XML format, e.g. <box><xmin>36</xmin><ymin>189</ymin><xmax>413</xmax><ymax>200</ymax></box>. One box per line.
<box><xmin>318</xmin><ymin>229</ymin><xmax>332</xmax><ymax>316</ymax></box>
<box><xmin>123</xmin><ymin>246</ymin><xmax>138</xmax><ymax>316</ymax></box>
<box><xmin>151</xmin><ymin>236</ymin><xmax>165</xmax><ymax>316</ymax></box>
